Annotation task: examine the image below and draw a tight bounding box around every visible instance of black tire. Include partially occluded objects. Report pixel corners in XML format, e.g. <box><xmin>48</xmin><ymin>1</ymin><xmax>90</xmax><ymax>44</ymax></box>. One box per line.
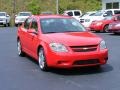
<box><xmin>15</xmin><ymin>24</ymin><xmax>18</xmax><ymax>27</ymax></box>
<box><xmin>8</xmin><ymin>23</ymin><xmax>10</xmax><ymax>27</ymax></box>
<box><xmin>4</xmin><ymin>23</ymin><xmax>7</xmax><ymax>27</ymax></box>
<box><xmin>17</xmin><ymin>40</ymin><xmax>25</xmax><ymax>56</ymax></box>
<box><xmin>38</xmin><ymin>48</ymin><xmax>48</xmax><ymax>71</ymax></box>
<box><xmin>95</xmin><ymin>31</ymin><xmax>100</xmax><ymax>33</ymax></box>
<box><xmin>114</xmin><ymin>32</ymin><xmax>119</xmax><ymax>35</ymax></box>
<box><xmin>103</xmin><ymin>25</ymin><xmax>109</xmax><ymax>33</ymax></box>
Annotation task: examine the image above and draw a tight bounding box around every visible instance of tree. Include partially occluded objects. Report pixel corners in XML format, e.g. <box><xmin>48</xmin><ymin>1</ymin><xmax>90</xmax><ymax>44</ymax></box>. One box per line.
<box><xmin>27</xmin><ymin>0</ymin><xmax>41</xmax><ymax>14</ymax></box>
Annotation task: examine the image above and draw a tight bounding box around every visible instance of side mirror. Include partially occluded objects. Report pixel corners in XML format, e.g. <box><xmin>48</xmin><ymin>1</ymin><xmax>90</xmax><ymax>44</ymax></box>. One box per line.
<box><xmin>103</xmin><ymin>14</ymin><xmax>108</xmax><ymax>17</ymax></box>
<box><xmin>6</xmin><ymin>15</ymin><xmax>9</xmax><ymax>17</ymax></box>
<box><xmin>113</xmin><ymin>17</ymin><xmax>118</xmax><ymax>21</ymax></box>
<box><xmin>28</xmin><ymin>29</ymin><xmax>37</xmax><ymax>35</ymax></box>
<box><xmin>15</xmin><ymin>15</ymin><xmax>17</xmax><ymax>17</ymax></box>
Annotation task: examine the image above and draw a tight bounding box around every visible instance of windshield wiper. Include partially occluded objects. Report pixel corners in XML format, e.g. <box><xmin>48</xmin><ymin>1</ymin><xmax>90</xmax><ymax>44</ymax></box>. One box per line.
<box><xmin>44</xmin><ymin>32</ymin><xmax>58</xmax><ymax>34</ymax></box>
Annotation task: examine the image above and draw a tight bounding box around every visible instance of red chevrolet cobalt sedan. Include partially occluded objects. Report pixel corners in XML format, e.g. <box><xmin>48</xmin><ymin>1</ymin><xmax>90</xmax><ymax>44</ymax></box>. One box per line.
<box><xmin>17</xmin><ymin>15</ymin><xmax>108</xmax><ymax>71</ymax></box>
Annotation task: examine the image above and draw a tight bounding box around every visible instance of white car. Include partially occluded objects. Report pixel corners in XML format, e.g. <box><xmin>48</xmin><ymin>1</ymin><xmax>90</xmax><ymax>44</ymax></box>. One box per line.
<box><xmin>80</xmin><ymin>9</ymin><xmax>120</xmax><ymax>28</ymax></box>
<box><xmin>0</xmin><ymin>12</ymin><xmax>10</xmax><ymax>27</ymax></box>
<box><xmin>15</xmin><ymin>12</ymin><xmax>32</xmax><ymax>26</ymax></box>
<box><xmin>63</xmin><ymin>10</ymin><xmax>82</xmax><ymax>21</ymax></box>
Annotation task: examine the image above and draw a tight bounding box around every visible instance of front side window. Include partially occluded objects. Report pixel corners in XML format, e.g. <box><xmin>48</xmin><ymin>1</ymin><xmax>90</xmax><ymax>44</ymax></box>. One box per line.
<box><xmin>105</xmin><ymin>11</ymin><xmax>113</xmax><ymax>16</ymax></box>
<box><xmin>40</xmin><ymin>18</ymin><xmax>86</xmax><ymax>34</ymax></box>
<box><xmin>24</xmin><ymin>18</ymin><xmax>32</xmax><ymax>29</ymax></box>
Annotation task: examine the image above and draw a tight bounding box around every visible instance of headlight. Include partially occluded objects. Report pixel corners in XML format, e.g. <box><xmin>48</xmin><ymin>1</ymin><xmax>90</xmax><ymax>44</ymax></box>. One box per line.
<box><xmin>49</xmin><ymin>43</ymin><xmax>68</xmax><ymax>52</ymax></box>
<box><xmin>15</xmin><ymin>18</ymin><xmax>19</xmax><ymax>21</ymax></box>
<box><xmin>96</xmin><ymin>22</ymin><xmax>103</xmax><ymax>26</ymax></box>
<box><xmin>100</xmin><ymin>40</ymin><xmax>107</xmax><ymax>50</ymax></box>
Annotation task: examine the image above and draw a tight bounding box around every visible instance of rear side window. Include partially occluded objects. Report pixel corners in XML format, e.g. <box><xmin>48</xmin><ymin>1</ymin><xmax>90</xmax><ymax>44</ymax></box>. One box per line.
<box><xmin>67</xmin><ymin>12</ymin><xmax>73</xmax><ymax>16</ymax></box>
<box><xmin>74</xmin><ymin>11</ymin><xmax>80</xmax><ymax>16</ymax></box>
<box><xmin>114</xmin><ymin>10</ymin><xmax>120</xmax><ymax>14</ymax></box>
<box><xmin>24</xmin><ymin>18</ymin><xmax>32</xmax><ymax>29</ymax></box>
<box><xmin>31</xmin><ymin>19</ymin><xmax>38</xmax><ymax>32</ymax></box>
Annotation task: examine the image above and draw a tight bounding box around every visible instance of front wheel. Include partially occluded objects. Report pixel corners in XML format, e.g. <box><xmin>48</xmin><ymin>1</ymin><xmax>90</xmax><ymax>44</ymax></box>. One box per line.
<box><xmin>38</xmin><ymin>48</ymin><xmax>48</xmax><ymax>71</ymax></box>
<box><xmin>103</xmin><ymin>25</ymin><xmax>109</xmax><ymax>33</ymax></box>
<box><xmin>17</xmin><ymin>40</ymin><xmax>25</xmax><ymax>56</ymax></box>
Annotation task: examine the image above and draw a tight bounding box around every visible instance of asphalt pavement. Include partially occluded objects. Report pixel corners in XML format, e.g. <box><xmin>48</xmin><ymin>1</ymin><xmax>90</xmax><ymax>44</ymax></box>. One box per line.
<box><xmin>0</xmin><ymin>27</ymin><xmax>120</xmax><ymax>90</ymax></box>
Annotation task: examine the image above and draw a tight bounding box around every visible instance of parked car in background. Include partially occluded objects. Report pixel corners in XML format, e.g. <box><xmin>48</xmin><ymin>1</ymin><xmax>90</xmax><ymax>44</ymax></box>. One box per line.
<box><xmin>17</xmin><ymin>15</ymin><xmax>108</xmax><ymax>71</ymax></box>
<box><xmin>41</xmin><ymin>11</ymin><xmax>53</xmax><ymax>15</ymax></box>
<box><xmin>63</xmin><ymin>10</ymin><xmax>82</xmax><ymax>21</ymax></box>
<box><xmin>15</xmin><ymin>12</ymin><xmax>32</xmax><ymax>26</ymax></box>
<box><xmin>0</xmin><ymin>12</ymin><xmax>10</xmax><ymax>27</ymax></box>
<box><xmin>108</xmin><ymin>17</ymin><xmax>120</xmax><ymax>34</ymax></box>
<box><xmin>80</xmin><ymin>9</ymin><xmax>120</xmax><ymax>28</ymax></box>
<box><xmin>90</xmin><ymin>14</ymin><xmax>120</xmax><ymax>32</ymax></box>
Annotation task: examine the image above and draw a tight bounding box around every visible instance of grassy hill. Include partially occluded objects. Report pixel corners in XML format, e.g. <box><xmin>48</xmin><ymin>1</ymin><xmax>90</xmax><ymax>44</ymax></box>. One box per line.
<box><xmin>0</xmin><ymin>0</ymin><xmax>101</xmax><ymax>14</ymax></box>
<box><xmin>0</xmin><ymin>0</ymin><xmax>101</xmax><ymax>25</ymax></box>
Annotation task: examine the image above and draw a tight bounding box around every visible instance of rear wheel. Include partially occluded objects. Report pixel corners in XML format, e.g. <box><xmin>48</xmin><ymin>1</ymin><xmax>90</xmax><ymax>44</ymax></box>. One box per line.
<box><xmin>114</xmin><ymin>32</ymin><xmax>120</xmax><ymax>35</ymax></box>
<box><xmin>17</xmin><ymin>40</ymin><xmax>25</xmax><ymax>56</ymax></box>
<box><xmin>38</xmin><ymin>48</ymin><xmax>48</xmax><ymax>71</ymax></box>
<box><xmin>103</xmin><ymin>25</ymin><xmax>109</xmax><ymax>33</ymax></box>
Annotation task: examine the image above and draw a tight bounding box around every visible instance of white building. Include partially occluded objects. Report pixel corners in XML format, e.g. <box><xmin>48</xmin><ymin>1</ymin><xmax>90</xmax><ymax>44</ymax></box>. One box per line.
<box><xmin>102</xmin><ymin>0</ymin><xmax>120</xmax><ymax>10</ymax></box>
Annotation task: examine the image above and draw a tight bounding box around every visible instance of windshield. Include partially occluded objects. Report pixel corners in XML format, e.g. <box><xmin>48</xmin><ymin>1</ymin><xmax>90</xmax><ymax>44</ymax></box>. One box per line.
<box><xmin>91</xmin><ymin>11</ymin><xmax>104</xmax><ymax>16</ymax></box>
<box><xmin>40</xmin><ymin>18</ymin><xmax>86</xmax><ymax>34</ymax></box>
<box><xmin>18</xmin><ymin>13</ymin><xmax>31</xmax><ymax>16</ymax></box>
<box><xmin>0</xmin><ymin>13</ymin><xmax>5</xmax><ymax>16</ymax></box>
<box><xmin>103</xmin><ymin>16</ymin><xmax>112</xmax><ymax>20</ymax></box>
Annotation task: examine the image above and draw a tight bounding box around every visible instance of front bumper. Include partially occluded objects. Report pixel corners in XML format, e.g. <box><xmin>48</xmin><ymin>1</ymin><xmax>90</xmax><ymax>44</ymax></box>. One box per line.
<box><xmin>46</xmin><ymin>49</ymin><xmax>108</xmax><ymax>68</ymax></box>
<box><xmin>0</xmin><ymin>20</ymin><xmax>6</xmax><ymax>25</ymax></box>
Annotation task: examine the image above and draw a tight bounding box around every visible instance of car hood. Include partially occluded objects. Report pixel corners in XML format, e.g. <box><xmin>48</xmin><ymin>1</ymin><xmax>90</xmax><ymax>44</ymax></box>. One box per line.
<box><xmin>44</xmin><ymin>32</ymin><xmax>102</xmax><ymax>46</ymax></box>
<box><xmin>82</xmin><ymin>16</ymin><xmax>104</xmax><ymax>21</ymax></box>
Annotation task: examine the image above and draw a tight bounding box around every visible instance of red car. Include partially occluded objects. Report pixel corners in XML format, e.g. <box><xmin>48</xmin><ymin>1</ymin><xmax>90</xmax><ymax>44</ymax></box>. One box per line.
<box><xmin>109</xmin><ymin>21</ymin><xmax>120</xmax><ymax>34</ymax></box>
<box><xmin>17</xmin><ymin>15</ymin><xmax>108</xmax><ymax>71</ymax></box>
<box><xmin>90</xmin><ymin>14</ymin><xmax>120</xmax><ymax>33</ymax></box>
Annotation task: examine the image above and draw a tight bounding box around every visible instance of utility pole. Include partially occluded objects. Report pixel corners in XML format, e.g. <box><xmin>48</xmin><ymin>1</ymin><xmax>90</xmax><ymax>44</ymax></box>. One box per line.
<box><xmin>56</xmin><ymin>0</ymin><xmax>59</xmax><ymax>14</ymax></box>
<box><xmin>13</xmin><ymin>0</ymin><xmax>16</xmax><ymax>13</ymax></box>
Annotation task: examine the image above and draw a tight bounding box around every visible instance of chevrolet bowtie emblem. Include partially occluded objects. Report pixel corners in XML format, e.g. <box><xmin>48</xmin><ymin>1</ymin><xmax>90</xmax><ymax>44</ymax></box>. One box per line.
<box><xmin>83</xmin><ymin>48</ymin><xmax>88</xmax><ymax>50</ymax></box>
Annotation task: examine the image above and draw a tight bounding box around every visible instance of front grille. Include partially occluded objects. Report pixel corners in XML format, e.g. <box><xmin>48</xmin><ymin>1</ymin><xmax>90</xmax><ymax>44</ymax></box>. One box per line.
<box><xmin>70</xmin><ymin>45</ymin><xmax>98</xmax><ymax>52</ymax></box>
<box><xmin>73</xmin><ymin>59</ymin><xmax>99</xmax><ymax>65</ymax></box>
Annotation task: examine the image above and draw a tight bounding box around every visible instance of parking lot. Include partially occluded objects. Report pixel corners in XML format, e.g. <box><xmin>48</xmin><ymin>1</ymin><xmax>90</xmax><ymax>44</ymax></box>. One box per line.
<box><xmin>0</xmin><ymin>27</ymin><xmax>120</xmax><ymax>90</ymax></box>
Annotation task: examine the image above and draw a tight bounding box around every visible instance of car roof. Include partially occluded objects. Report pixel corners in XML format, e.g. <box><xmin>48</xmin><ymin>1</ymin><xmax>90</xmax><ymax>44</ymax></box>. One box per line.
<box><xmin>31</xmin><ymin>14</ymin><xmax>73</xmax><ymax>19</ymax></box>
<box><xmin>64</xmin><ymin>10</ymin><xmax>81</xmax><ymax>13</ymax></box>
